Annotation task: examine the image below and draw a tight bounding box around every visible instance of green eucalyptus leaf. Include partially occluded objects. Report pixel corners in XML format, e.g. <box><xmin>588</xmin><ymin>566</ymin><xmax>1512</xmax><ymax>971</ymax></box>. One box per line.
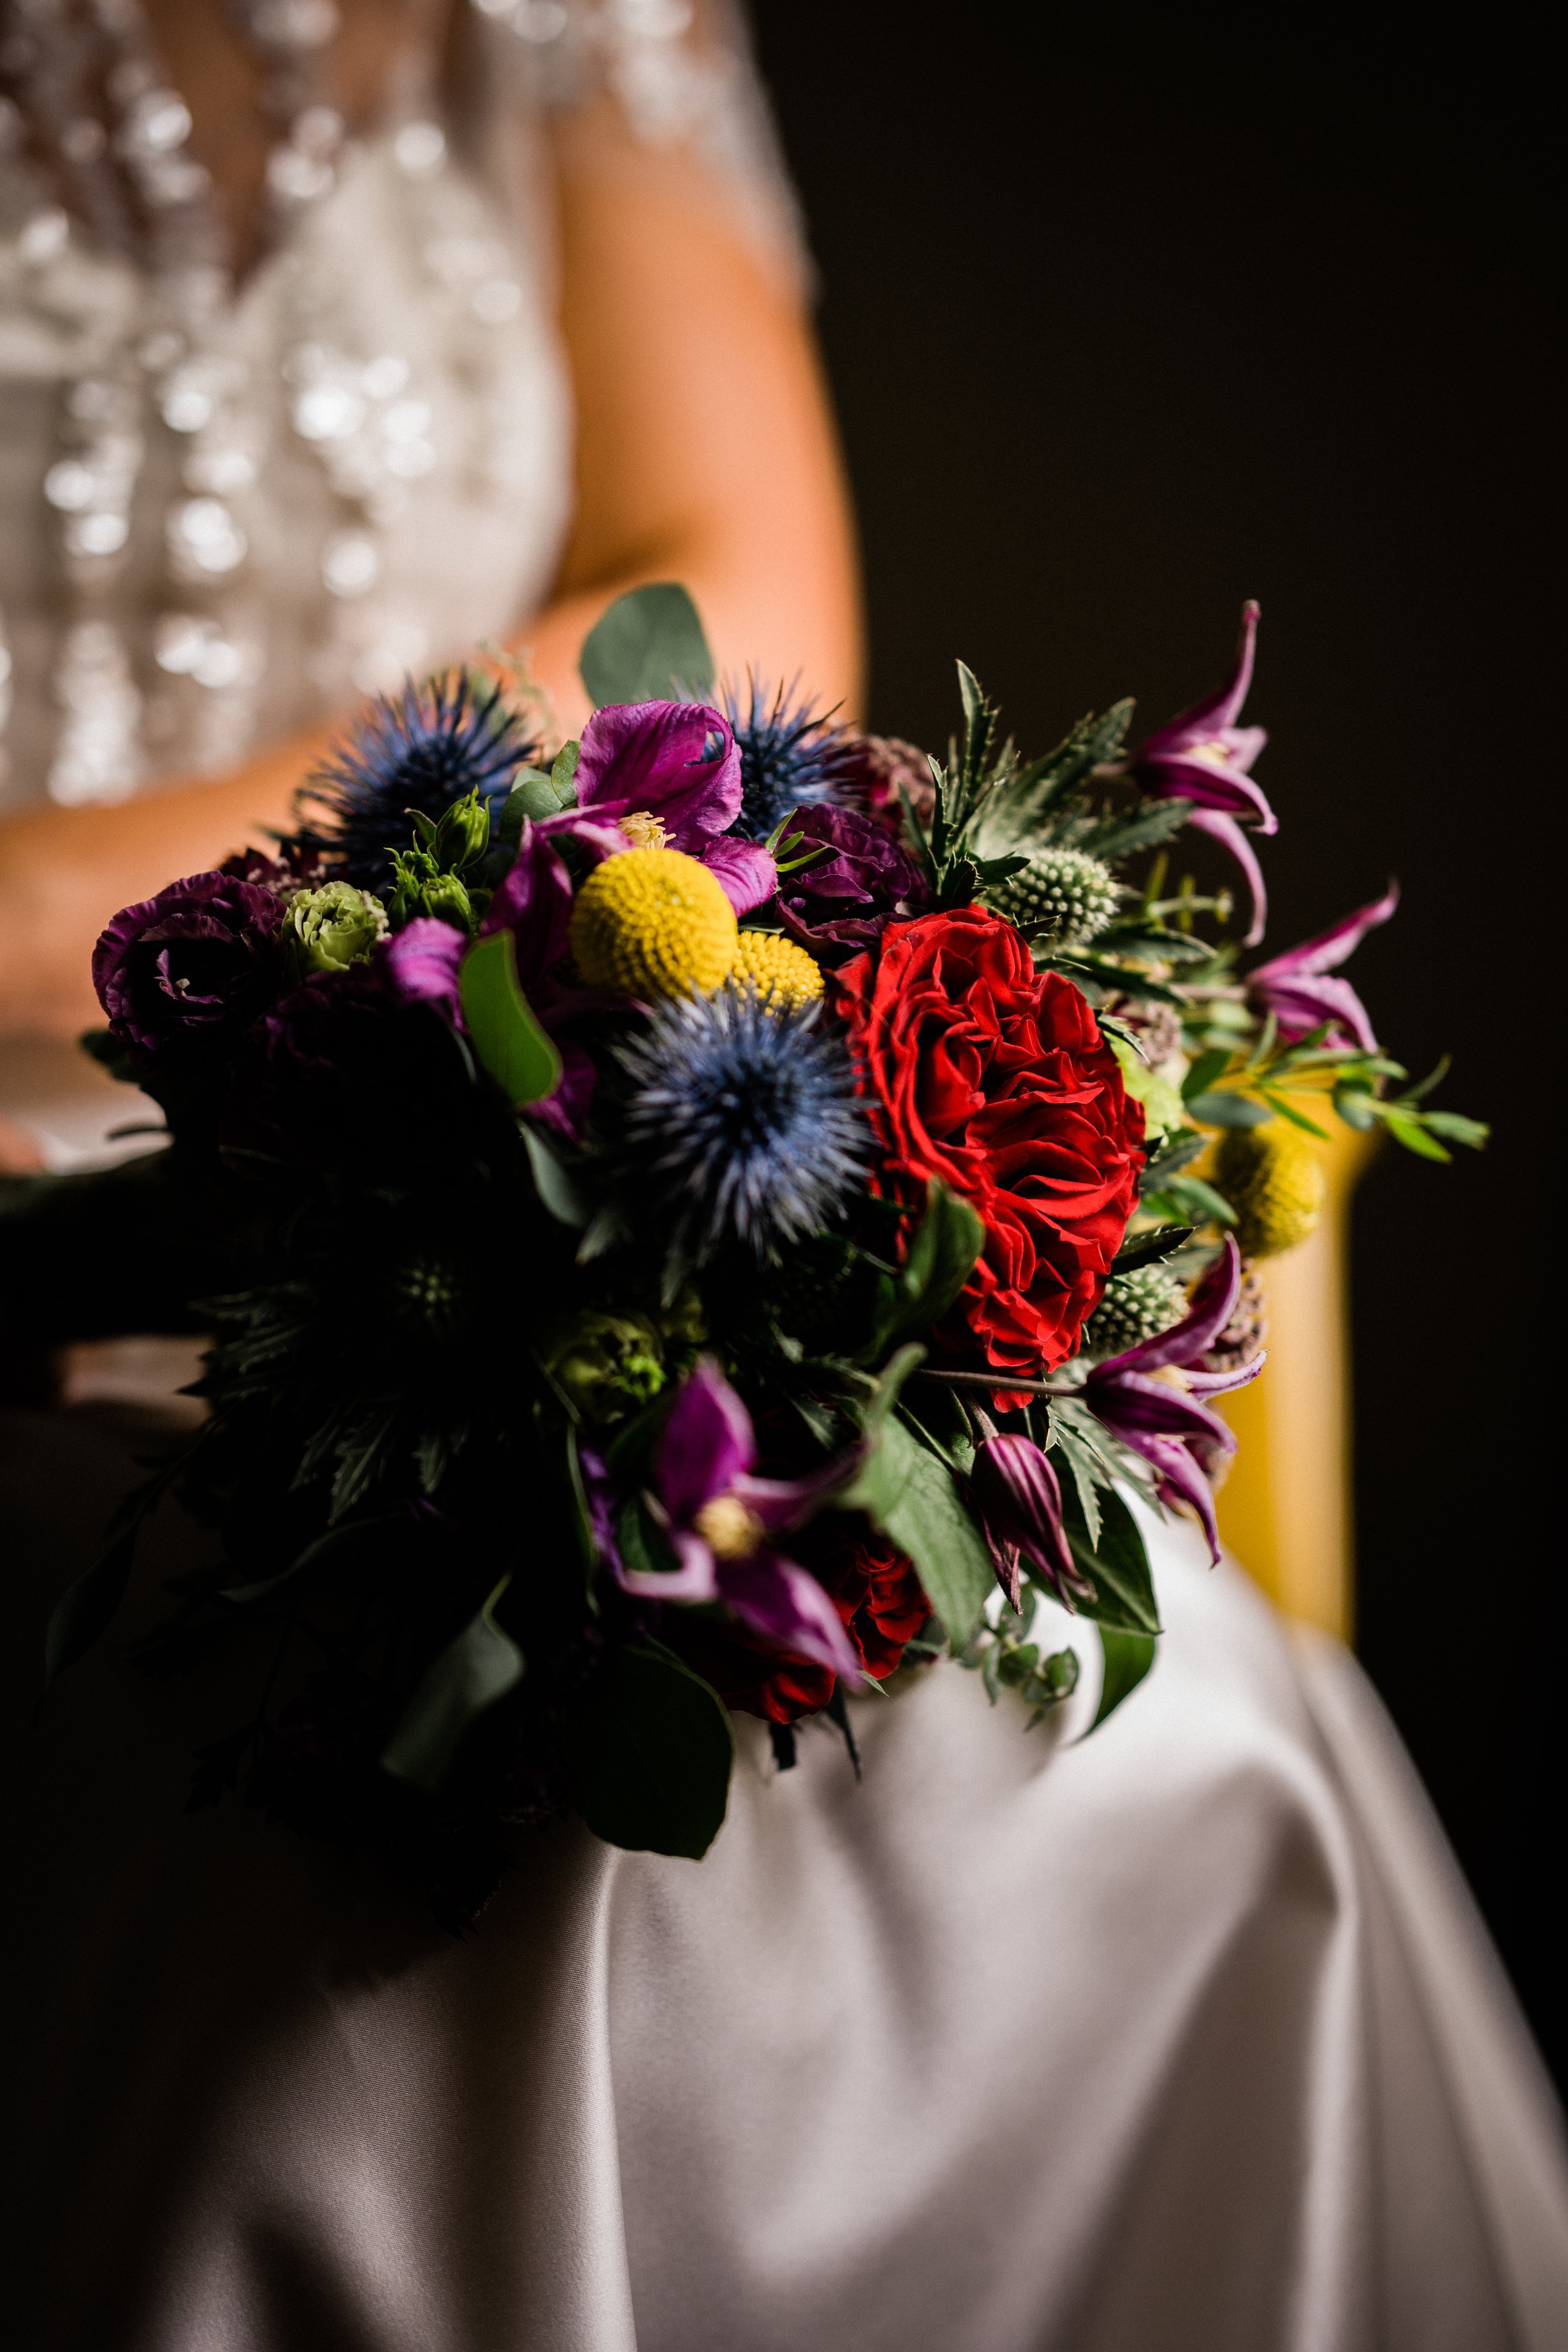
<box><xmin>578</xmin><ymin>583</ymin><xmax>715</xmax><ymax>708</ymax></box>
<box><xmin>565</xmin><ymin>1640</ymin><xmax>734</xmax><ymax>1858</ymax></box>
<box><xmin>549</xmin><ymin>738</ymin><xmax>580</xmax><ymax>804</ymax></box>
<box><xmin>381</xmin><ymin>1577</ymin><xmax>525</xmax><ymax>1791</ymax></box>
<box><xmin>459</xmin><ymin>930</ymin><xmax>562</xmax><ymax>1107</ymax></box>
<box><xmin>1185</xmin><ymin>1089</ymin><xmax>1274</xmax><ymax>1130</ymax></box>
<box><xmin>1083</xmin><ymin>1626</ymin><xmax>1158</xmax><ymax>1735</ymax></box>
<box><xmin>522</xmin><ymin>1125</ymin><xmax>591</xmax><ymax>1227</ymax></box>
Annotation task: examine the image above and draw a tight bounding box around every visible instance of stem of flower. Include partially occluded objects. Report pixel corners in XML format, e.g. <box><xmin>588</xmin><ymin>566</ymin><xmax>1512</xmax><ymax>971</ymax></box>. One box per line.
<box><xmin>917</xmin><ymin>1369</ymin><xmax>1076</xmax><ymax>1399</ymax></box>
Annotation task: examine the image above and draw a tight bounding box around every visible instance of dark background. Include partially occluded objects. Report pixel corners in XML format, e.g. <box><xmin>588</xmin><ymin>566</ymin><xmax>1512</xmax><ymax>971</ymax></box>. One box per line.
<box><xmin>751</xmin><ymin>4</ymin><xmax>1559</xmax><ymax>2081</ymax></box>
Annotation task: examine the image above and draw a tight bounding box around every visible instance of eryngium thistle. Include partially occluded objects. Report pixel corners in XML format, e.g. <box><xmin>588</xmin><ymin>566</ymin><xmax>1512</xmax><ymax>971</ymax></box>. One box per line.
<box><xmin>1083</xmin><ymin>1263</ymin><xmax>1189</xmax><ymax>1359</ymax></box>
<box><xmin>724</xmin><ymin>676</ymin><xmax>861</xmax><ymax>841</ymax></box>
<box><xmin>610</xmin><ymin>983</ymin><xmax>867</xmax><ymax>1268</ymax></box>
<box><xmin>987</xmin><ymin>847</ymin><xmax>1120</xmax><ymax>946</ymax></box>
<box><xmin>294</xmin><ymin>673</ymin><xmax>536</xmax><ymax>888</ymax></box>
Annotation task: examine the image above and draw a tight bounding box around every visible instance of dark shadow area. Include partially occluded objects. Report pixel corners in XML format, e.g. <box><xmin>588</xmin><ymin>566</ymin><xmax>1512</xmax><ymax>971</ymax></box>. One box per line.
<box><xmin>753</xmin><ymin>0</ymin><xmax>1559</xmax><ymax>2084</ymax></box>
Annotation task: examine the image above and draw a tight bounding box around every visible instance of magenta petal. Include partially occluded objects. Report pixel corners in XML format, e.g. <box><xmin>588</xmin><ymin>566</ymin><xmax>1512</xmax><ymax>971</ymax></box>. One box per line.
<box><xmin>1149</xmin><ymin>599</ymin><xmax>1261</xmax><ymax>744</ymax></box>
<box><xmin>733</xmin><ymin>1451</ymin><xmax>859</xmax><ymax>1534</ymax></box>
<box><xmin>382</xmin><ymin>918</ymin><xmax>465</xmax><ymax>1020</ymax></box>
<box><xmin>718</xmin><ymin>1550</ymin><xmax>861</xmax><ymax>1680</ymax></box>
<box><xmin>657</xmin><ymin>1356</ymin><xmax>756</xmax><ymax>1523</ymax></box>
<box><xmin>574</xmin><ymin>701</ymin><xmax>742</xmax><ymax>842</ymax></box>
<box><xmin>701</xmin><ymin>837</ymin><xmax>779</xmax><ymax>916</ymax></box>
<box><xmin>1104</xmin><ymin>1237</ymin><xmax>1243</xmax><ymax>1375</ymax></box>
<box><xmin>1250</xmin><ymin>882</ymin><xmax>1399</xmax><ymax>983</ymax></box>
<box><xmin>970</xmin><ymin>1434</ymin><xmax>1081</xmax><ymax>1601</ymax></box>
<box><xmin>478</xmin><ymin>820</ymin><xmax>576</xmax><ymax>988</ymax></box>
<box><xmin>1186</xmin><ymin>808</ymin><xmax>1269</xmax><ymax>946</ymax></box>
<box><xmin>1139</xmin><ymin>750</ymin><xmax>1274</xmax><ymax>825</ymax></box>
<box><xmin>616</xmin><ymin>1526</ymin><xmax>722</xmax><ymax>1602</ymax></box>
<box><xmin>1249</xmin><ymin>972</ymin><xmax>1380</xmax><ymax>1052</ymax></box>
<box><xmin>1185</xmin><ymin>1350</ymin><xmax>1267</xmax><ymax>1399</ymax></box>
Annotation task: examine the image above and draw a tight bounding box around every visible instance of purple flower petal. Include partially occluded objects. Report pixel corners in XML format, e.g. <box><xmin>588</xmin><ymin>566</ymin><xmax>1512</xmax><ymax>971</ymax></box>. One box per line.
<box><xmin>1186</xmin><ymin>808</ymin><xmax>1269</xmax><ymax>947</ymax></box>
<box><xmin>574</xmin><ymin>701</ymin><xmax>742</xmax><ymax>846</ymax></box>
<box><xmin>970</xmin><ymin>1433</ymin><xmax>1082</xmax><ymax>1606</ymax></box>
<box><xmin>383</xmin><ymin>916</ymin><xmax>465</xmax><ymax>1021</ymax></box>
<box><xmin>716</xmin><ymin>1549</ymin><xmax>862</xmax><ymax>1679</ymax></box>
<box><xmin>700</xmin><ymin>835</ymin><xmax>779</xmax><ymax>916</ymax></box>
<box><xmin>1098</xmin><ymin>1236</ymin><xmax>1244</xmax><ymax>1377</ymax></box>
<box><xmin>656</xmin><ymin>1355</ymin><xmax>756</xmax><ymax>1523</ymax></box>
<box><xmin>1246</xmin><ymin>883</ymin><xmax>1398</xmax><ymax>1049</ymax></box>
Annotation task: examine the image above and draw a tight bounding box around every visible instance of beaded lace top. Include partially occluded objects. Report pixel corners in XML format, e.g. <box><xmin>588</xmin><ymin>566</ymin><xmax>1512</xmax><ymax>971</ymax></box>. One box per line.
<box><xmin>0</xmin><ymin>0</ymin><xmax>797</xmax><ymax>808</ymax></box>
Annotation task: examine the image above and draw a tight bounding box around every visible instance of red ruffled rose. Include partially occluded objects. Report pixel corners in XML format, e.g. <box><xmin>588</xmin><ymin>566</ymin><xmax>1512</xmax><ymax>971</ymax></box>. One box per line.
<box><xmin>834</xmin><ymin>906</ymin><xmax>1145</xmax><ymax>1388</ymax></box>
<box><xmin>669</xmin><ymin>1519</ymin><xmax>929</xmax><ymax>1725</ymax></box>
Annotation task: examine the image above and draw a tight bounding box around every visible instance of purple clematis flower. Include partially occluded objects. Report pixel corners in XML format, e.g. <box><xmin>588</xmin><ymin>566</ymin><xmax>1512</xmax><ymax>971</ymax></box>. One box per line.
<box><xmin>775</xmin><ymin>803</ymin><xmax>931</xmax><ymax>967</ymax></box>
<box><xmin>1127</xmin><ymin>602</ymin><xmax>1276</xmax><ymax>946</ymax></box>
<box><xmin>563</xmin><ymin>701</ymin><xmax>778</xmax><ymax>916</ymax></box>
<box><xmin>1081</xmin><ymin>1237</ymin><xmax>1263</xmax><ymax>1565</ymax></box>
<box><xmin>590</xmin><ymin>1357</ymin><xmax>862</xmax><ymax>1680</ymax></box>
<box><xmin>1246</xmin><ymin>883</ymin><xmax>1399</xmax><ymax>1052</ymax></box>
<box><xmin>477</xmin><ymin>819</ymin><xmax>610</xmax><ymax>1141</ymax></box>
<box><xmin>969</xmin><ymin>1424</ymin><xmax>1089</xmax><ymax>1611</ymax></box>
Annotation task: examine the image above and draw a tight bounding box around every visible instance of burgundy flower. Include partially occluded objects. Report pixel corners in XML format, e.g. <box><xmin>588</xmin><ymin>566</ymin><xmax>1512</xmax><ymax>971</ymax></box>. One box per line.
<box><xmin>1126</xmin><ymin>602</ymin><xmax>1276</xmax><ymax>945</ymax></box>
<box><xmin>563</xmin><ymin>700</ymin><xmax>778</xmax><ymax>915</ymax></box>
<box><xmin>1081</xmin><ymin>1237</ymin><xmax>1262</xmax><ymax>1564</ymax></box>
<box><xmin>969</xmin><ymin>1426</ymin><xmax>1088</xmax><ymax>1609</ymax></box>
<box><xmin>1246</xmin><ymin>884</ymin><xmax>1399</xmax><ymax>1051</ymax></box>
<box><xmin>775</xmin><ymin>803</ymin><xmax>930</xmax><ymax>967</ymax></box>
<box><xmin>93</xmin><ymin>870</ymin><xmax>285</xmax><ymax>1061</ymax></box>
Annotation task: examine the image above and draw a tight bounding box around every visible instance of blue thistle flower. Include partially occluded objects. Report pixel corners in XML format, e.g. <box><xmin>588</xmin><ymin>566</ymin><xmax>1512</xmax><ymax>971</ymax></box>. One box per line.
<box><xmin>294</xmin><ymin>674</ymin><xmax>538</xmax><ymax>888</ymax></box>
<box><xmin>610</xmin><ymin>984</ymin><xmax>867</xmax><ymax>1269</ymax></box>
<box><xmin>724</xmin><ymin>676</ymin><xmax>861</xmax><ymax>842</ymax></box>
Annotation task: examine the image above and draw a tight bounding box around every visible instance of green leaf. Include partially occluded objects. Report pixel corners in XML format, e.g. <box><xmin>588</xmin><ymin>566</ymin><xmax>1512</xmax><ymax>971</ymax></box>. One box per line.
<box><xmin>565</xmin><ymin>1640</ymin><xmax>734</xmax><ymax>1858</ymax></box>
<box><xmin>45</xmin><ymin>1522</ymin><xmax>140</xmax><ymax>1684</ymax></box>
<box><xmin>840</xmin><ymin>1413</ymin><xmax>995</xmax><ymax>1646</ymax></box>
<box><xmin>1381</xmin><ymin>1110</ymin><xmax>1452</xmax><ymax>1162</ymax></box>
<box><xmin>1185</xmin><ymin>1089</ymin><xmax>1274</xmax><ymax>1129</ymax></box>
<box><xmin>1063</xmin><ymin>1483</ymin><xmax>1162</xmax><ymax>1635</ymax></box>
<box><xmin>522</xmin><ymin>1125</ymin><xmax>590</xmax><ymax>1227</ymax></box>
<box><xmin>549</xmin><ymin>738</ymin><xmax>580</xmax><ymax>804</ymax></box>
<box><xmin>381</xmin><ymin>1577</ymin><xmax>525</xmax><ymax>1791</ymax></box>
<box><xmin>1112</xmin><ymin>1223</ymin><xmax>1193</xmax><ymax>1273</ymax></box>
<box><xmin>1333</xmin><ymin>1079</ymin><xmax>1378</xmax><ymax>1130</ymax></box>
<box><xmin>1256</xmin><ymin>1090</ymin><xmax>1331</xmax><ymax>1140</ymax></box>
<box><xmin>459</xmin><ymin>930</ymin><xmax>562</xmax><ymax>1107</ymax></box>
<box><xmin>1420</xmin><ymin>1110</ymin><xmax>1489</xmax><ymax>1148</ymax></box>
<box><xmin>578</xmin><ymin>583</ymin><xmax>715</xmax><ymax>708</ymax></box>
<box><xmin>1140</xmin><ymin>1126</ymin><xmax>1208</xmax><ymax>1186</ymax></box>
<box><xmin>1083</xmin><ymin>1626</ymin><xmax>1158</xmax><ymax>1735</ymax></box>
<box><xmin>501</xmin><ymin>773</ymin><xmax>566</xmax><ymax>835</ymax></box>
<box><xmin>1156</xmin><ymin>1173</ymin><xmax>1237</xmax><ymax>1227</ymax></box>
<box><xmin>864</xmin><ymin>1179</ymin><xmax>985</xmax><ymax>1356</ymax></box>
<box><xmin>1073</xmin><ymin>797</ymin><xmax>1192</xmax><ymax>862</ymax></box>
<box><xmin>1182</xmin><ymin>1048</ymin><xmax>1234</xmax><ymax>1101</ymax></box>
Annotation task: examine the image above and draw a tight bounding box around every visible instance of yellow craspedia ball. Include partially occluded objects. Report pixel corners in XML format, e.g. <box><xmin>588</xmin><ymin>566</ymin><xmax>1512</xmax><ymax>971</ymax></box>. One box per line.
<box><xmin>569</xmin><ymin>847</ymin><xmax>738</xmax><ymax>1000</ymax></box>
<box><xmin>1214</xmin><ymin>1122</ymin><xmax>1328</xmax><ymax>1259</ymax></box>
<box><xmin>731</xmin><ymin>930</ymin><xmax>825</xmax><ymax>1011</ymax></box>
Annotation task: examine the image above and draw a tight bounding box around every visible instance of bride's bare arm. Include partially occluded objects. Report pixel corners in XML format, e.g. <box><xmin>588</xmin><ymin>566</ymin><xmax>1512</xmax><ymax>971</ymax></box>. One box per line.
<box><xmin>0</xmin><ymin>154</ymin><xmax>859</xmax><ymax>1042</ymax></box>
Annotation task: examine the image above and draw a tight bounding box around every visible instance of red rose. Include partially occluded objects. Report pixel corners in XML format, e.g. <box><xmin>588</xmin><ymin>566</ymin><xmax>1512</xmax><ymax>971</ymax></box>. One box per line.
<box><xmin>834</xmin><ymin>906</ymin><xmax>1144</xmax><ymax>1387</ymax></box>
<box><xmin>669</xmin><ymin>1520</ymin><xmax>929</xmax><ymax>1724</ymax></box>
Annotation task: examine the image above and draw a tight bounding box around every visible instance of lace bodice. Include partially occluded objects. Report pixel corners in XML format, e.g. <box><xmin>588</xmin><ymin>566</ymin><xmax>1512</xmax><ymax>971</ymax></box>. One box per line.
<box><xmin>0</xmin><ymin>0</ymin><xmax>797</xmax><ymax>811</ymax></box>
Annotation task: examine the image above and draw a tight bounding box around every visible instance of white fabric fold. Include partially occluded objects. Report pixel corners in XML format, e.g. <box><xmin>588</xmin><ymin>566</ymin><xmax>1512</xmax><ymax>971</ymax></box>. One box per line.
<box><xmin>4</xmin><ymin>1407</ymin><xmax>1565</xmax><ymax>2350</ymax></box>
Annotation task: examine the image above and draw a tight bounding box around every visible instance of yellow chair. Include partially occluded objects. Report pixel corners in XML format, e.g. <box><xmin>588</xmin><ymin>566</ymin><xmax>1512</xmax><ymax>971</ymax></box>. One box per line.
<box><xmin>1214</xmin><ymin>1123</ymin><xmax>1374</xmax><ymax>1638</ymax></box>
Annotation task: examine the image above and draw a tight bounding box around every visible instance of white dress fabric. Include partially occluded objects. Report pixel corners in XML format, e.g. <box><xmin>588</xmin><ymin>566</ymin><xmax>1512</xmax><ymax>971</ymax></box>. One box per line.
<box><xmin>4</xmin><ymin>1401</ymin><xmax>1566</xmax><ymax>2352</ymax></box>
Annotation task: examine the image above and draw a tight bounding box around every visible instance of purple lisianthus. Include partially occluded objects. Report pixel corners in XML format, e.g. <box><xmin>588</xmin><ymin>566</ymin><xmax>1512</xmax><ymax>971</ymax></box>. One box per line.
<box><xmin>969</xmin><ymin>1423</ymin><xmax>1089</xmax><ymax>1610</ymax></box>
<box><xmin>1246</xmin><ymin>884</ymin><xmax>1399</xmax><ymax>1052</ymax></box>
<box><xmin>93</xmin><ymin>870</ymin><xmax>285</xmax><ymax>1061</ymax></box>
<box><xmin>1081</xmin><ymin>1237</ymin><xmax>1262</xmax><ymax>1565</ymax></box>
<box><xmin>586</xmin><ymin>1357</ymin><xmax>862</xmax><ymax>1680</ymax></box>
<box><xmin>775</xmin><ymin>804</ymin><xmax>930</xmax><ymax>966</ymax></box>
<box><xmin>561</xmin><ymin>701</ymin><xmax>778</xmax><ymax>916</ymax></box>
<box><xmin>1126</xmin><ymin>602</ymin><xmax>1276</xmax><ymax>946</ymax></box>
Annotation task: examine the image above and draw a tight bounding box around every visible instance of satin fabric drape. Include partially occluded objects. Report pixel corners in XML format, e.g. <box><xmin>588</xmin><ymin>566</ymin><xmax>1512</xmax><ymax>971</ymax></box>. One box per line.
<box><xmin>4</xmin><ymin>1403</ymin><xmax>1566</xmax><ymax>2351</ymax></box>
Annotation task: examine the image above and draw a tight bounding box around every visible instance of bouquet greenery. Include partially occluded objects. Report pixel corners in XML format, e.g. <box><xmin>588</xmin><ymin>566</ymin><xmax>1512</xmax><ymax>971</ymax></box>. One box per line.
<box><xmin>4</xmin><ymin>587</ymin><xmax>1483</xmax><ymax>1924</ymax></box>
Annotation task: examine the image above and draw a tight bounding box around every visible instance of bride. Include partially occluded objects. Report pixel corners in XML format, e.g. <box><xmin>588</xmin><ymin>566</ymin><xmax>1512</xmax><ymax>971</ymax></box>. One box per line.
<box><xmin>2</xmin><ymin>8</ymin><xmax>1565</xmax><ymax>2348</ymax></box>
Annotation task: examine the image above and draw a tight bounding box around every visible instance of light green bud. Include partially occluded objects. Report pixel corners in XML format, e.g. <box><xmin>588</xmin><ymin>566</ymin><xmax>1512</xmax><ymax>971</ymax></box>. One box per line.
<box><xmin>285</xmin><ymin>881</ymin><xmax>388</xmax><ymax>978</ymax></box>
<box><xmin>433</xmin><ymin>788</ymin><xmax>491</xmax><ymax>873</ymax></box>
<box><xmin>540</xmin><ymin>1311</ymin><xmax>665</xmax><ymax>1424</ymax></box>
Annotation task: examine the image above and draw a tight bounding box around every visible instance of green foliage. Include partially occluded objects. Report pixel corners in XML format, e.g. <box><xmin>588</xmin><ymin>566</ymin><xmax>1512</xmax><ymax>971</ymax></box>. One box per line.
<box><xmin>839</xmin><ymin>1404</ymin><xmax>995</xmax><ymax>1648</ymax></box>
<box><xmin>501</xmin><ymin>740</ymin><xmax>581</xmax><ymax>838</ymax></box>
<box><xmin>862</xmin><ymin>1179</ymin><xmax>985</xmax><ymax>1359</ymax></box>
<box><xmin>458</xmin><ymin>930</ymin><xmax>563</xmax><ymax>1108</ymax></box>
<box><xmin>381</xmin><ymin>1577</ymin><xmax>526</xmax><ymax>1792</ymax></box>
<box><xmin>1060</xmin><ymin>1480</ymin><xmax>1162</xmax><ymax>1636</ymax></box>
<box><xmin>564</xmin><ymin>1641</ymin><xmax>734</xmax><ymax>1858</ymax></box>
<box><xmin>960</xmin><ymin>1603</ymin><xmax>1081</xmax><ymax>1728</ymax></box>
<box><xmin>578</xmin><ymin>583</ymin><xmax>716</xmax><ymax>709</ymax></box>
<box><xmin>1086</xmin><ymin>1626</ymin><xmax>1158</xmax><ymax>1734</ymax></box>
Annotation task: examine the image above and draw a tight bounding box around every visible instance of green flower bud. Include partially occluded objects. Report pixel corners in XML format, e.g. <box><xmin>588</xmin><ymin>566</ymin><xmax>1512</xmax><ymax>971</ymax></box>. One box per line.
<box><xmin>432</xmin><ymin>787</ymin><xmax>491</xmax><ymax>873</ymax></box>
<box><xmin>388</xmin><ymin>1248</ymin><xmax>473</xmax><ymax>1342</ymax></box>
<box><xmin>420</xmin><ymin>871</ymin><xmax>475</xmax><ymax>932</ymax></box>
<box><xmin>540</xmin><ymin>1311</ymin><xmax>665</xmax><ymax>1424</ymax></box>
<box><xmin>285</xmin><ymin>880</ymin><xmax>388</xmax><ymax>978</ymax></box>
<box><xmin>987</xmin><ymin>847</ymin><xmax>1121</xmax><ymax>946</ymax></box>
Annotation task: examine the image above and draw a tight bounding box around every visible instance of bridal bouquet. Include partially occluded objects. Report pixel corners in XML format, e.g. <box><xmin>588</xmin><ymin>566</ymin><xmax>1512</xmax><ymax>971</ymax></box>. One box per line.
<box><xmin>11</xmin><ymin>586</ymin><xmax>1483</xmax><ymax>1923</ymax></box>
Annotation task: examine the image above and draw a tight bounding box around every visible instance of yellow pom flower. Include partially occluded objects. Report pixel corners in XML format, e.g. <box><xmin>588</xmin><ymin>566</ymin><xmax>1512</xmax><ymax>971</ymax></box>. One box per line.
<box><xmin>731</xmin><ymin>930</ymin><xmax>825</xmax><ymax>1011</ymax></box>
<box><xmin>1215</xmin><ymin>1122</ymin><xmax>1328</xmax><ymax>1258</ymax></box>
<box><xmin>568</xmin><ymin>847</ymin><xmax>738</xmax><ymax>1000</ymax></box>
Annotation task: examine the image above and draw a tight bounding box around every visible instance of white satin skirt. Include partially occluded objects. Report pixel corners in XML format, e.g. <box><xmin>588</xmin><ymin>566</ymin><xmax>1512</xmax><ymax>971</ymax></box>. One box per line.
<box><xmin>4</xmin><ymin>1402</ymin><xmax>1566</xmax><ymax>2351</ymax></box>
